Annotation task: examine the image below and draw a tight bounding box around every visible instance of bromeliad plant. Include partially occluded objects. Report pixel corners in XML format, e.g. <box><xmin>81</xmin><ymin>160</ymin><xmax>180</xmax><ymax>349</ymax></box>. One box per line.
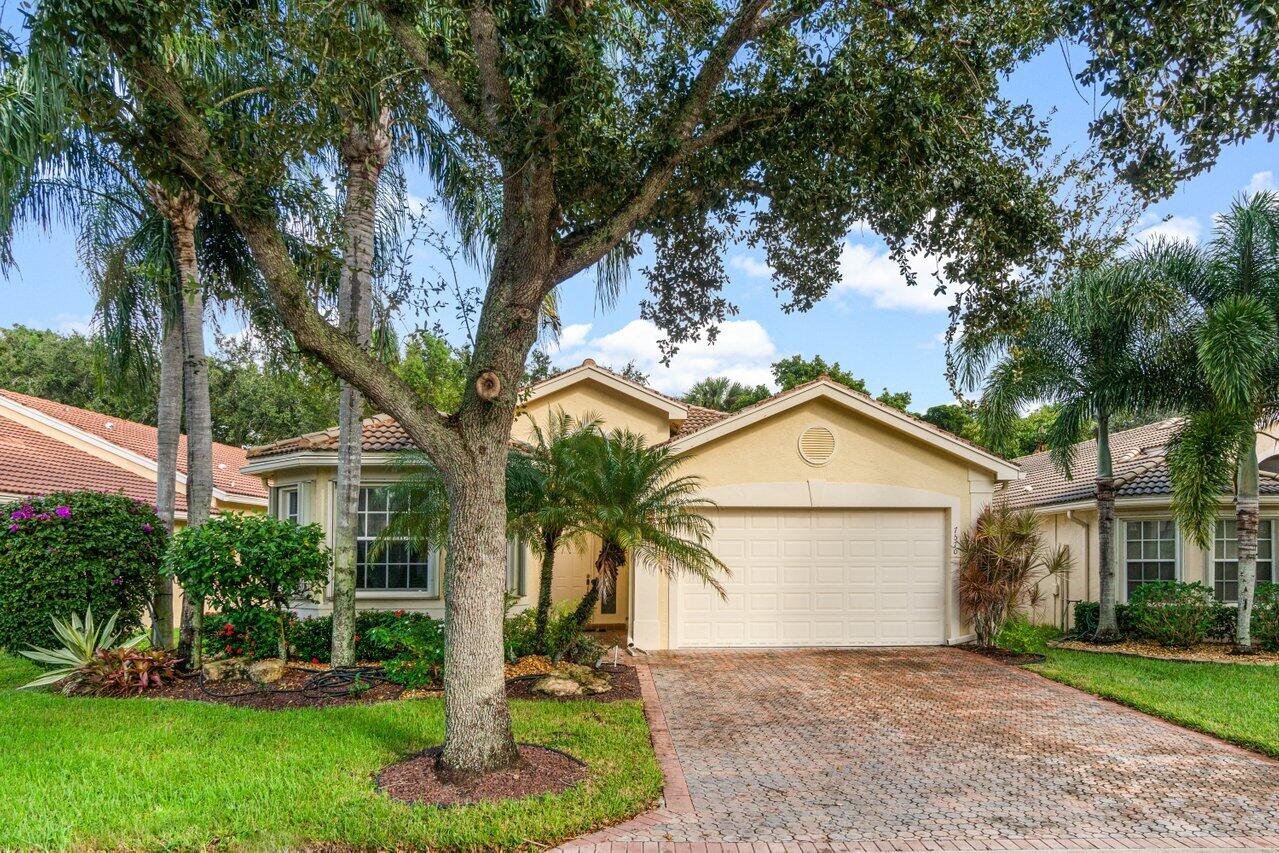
<box><xmin>957</xmin><ymin>506</ymin><xmax>1073</xmax><ymax>648</ymax></box>
<box><xmin>18</xmin><ymin>608</ymin><xmax>146</xmax><ymax>692</ymax></box>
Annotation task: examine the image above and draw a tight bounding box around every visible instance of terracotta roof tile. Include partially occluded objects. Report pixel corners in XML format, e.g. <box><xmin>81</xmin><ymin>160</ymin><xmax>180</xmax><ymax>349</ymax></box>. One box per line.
<box><xmin>0</xmin><ymin>389</ymin><xmax>266</xmax><ymax>499</ymax></box>
<box><xmin>0</xmin><ymin>415</ymin><xmax>186</xmax><ymax>510</ymax></box>
<box><xmin>992</xmin><ymin>418</ymin><xmax>1279</xmax><ymax>510</ymax></box>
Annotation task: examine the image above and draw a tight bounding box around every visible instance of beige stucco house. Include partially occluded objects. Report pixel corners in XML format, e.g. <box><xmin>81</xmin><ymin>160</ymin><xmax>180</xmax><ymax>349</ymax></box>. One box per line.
<box><xmin>243</xmin><ymin>361</ymin><xmax>1021</xmax><ymax>649</ymax></box>
<box><xmin>999</xmin><ymin>418</ymin><xmax>1279</xmax><ymax>630</ymax></box>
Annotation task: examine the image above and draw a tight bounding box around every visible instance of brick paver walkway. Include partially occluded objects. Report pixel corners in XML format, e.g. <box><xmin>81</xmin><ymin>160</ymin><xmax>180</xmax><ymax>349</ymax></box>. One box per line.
<box><xmin>560</xmin><ymin>648</ymin><xmax>1279</xmax><ymax>852</ymax></box>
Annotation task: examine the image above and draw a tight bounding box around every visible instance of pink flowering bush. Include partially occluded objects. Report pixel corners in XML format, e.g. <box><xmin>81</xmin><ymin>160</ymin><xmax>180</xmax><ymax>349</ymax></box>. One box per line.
<box><xmin>0</xmin><ymin>492</ymin><xmax>165</xmax><ymax>651</ymax></box>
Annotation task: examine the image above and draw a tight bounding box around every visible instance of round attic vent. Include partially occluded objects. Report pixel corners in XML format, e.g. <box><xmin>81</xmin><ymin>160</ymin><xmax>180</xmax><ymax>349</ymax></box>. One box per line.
<box><xmin>798</xmin><ymin>425</ymin><xmax>836</xmax><ymax>466</ymax></box>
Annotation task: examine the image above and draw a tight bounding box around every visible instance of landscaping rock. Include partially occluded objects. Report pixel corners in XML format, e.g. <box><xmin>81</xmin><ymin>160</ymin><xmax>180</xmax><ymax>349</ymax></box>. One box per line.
<box><xmin>555</xmin><ymin>662</ymin><xmax>612</xmax><ymax>694</ymax></box>
<box><xmin>248</xmin><ymin>658</ymin><xmax>286</xmax><ymax>684</ymax></box>
<box><xmin>202</xmin><ymin>656</ymin><xmax>250</xmax><ymax>682</ymax></box>
<box><xmin>531</xmin><ymin>676</ymin><xmax>584</xmax><ymax>697</ymax></box>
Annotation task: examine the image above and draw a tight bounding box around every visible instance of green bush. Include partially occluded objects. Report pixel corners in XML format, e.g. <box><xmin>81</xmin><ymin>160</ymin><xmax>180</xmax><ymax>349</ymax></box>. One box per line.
<box><xmin>203</xmin><ymin>606</ymin><xmax>281</xmax><ymax>660</ymax></box>
<box><xmin>0</xmin><ymin>492</ymin><xmax>165</xmax><ymax>651</ymax></box>
<box><xmin>1253</xmin><ymin>583</ymin><xmax>1279</xmax><ymax>651</ymax></box>
<box><xmin>286</xmin><ymin>610</ymin><xmax>431</xmax><ymax>663</ymax></box>
<box><xmin>1126</xmin><ymin>581</ymin><xmax>1216</xmax><ymax>648</ymax></box>
<box><xmin>367</xmin><ymin>615</ymin><xmax>445</xmax><ymax>689</ymax></box>
<box><xmin>166</xmin><ymin>513</ymin><xmax>329</xmax><ymax>662</ymax></box>
<box><xmin>995</xmin><ymin>618</ymin><xmax>1060</xmax><ymax>655</ymax></box>
<box><xmin>502</xmin><ymin>598</ymin><xmax>601</xmax><ymax>662</ymax></box>
<box><xmin>1072</xmin><ymin>601</ymin><xmax>1133</xmax><ymax>638</ymax></box>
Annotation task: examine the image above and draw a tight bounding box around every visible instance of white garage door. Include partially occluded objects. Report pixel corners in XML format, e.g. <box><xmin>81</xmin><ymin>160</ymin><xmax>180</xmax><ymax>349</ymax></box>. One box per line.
<box><xmin>675</xmin><ymin>508</ymin><xmax>946</xmax><ymax>647</ymax></box>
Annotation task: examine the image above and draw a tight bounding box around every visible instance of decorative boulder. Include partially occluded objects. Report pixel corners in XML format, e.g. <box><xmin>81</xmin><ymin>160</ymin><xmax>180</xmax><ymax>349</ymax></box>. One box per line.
<box><xmin>531</xmin><ymin>676</ymin><xmax>584</xmax><ymax>697</ymax></box>
<box><xmin>202</xmin><ymin>656</ymin><xmax>250</xmax><ymax>682</ymax></box>
<box><xmin>554</xmin><ymin>662</ymin><xmax>611</xmax><ymax>694</ymax></box>
<box><xmin>248</xmin><ymin>658</ymin><xmax>286</xmax><ymax>684</ymax></box>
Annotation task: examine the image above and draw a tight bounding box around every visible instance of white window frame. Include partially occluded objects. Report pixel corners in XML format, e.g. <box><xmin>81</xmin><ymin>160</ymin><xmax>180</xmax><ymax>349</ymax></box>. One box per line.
<box><xmin>355</xmin><ymin>485</ymin><xmax>440</xmax><ymax>597</ymax></box>
<box><xmin>1212</xmin><ymin>517</ymin><xmax>1276</xmax><ymax>604</ymax></box>
<box><xmin>1120</xmin><ymin>517</ymin><xmax>1181</xmax><ymax>602</ymax></box>
<box><xmin>274</xmin><ymin>485</ymin><xmax>300</xmax><ymax>524</ymax></box>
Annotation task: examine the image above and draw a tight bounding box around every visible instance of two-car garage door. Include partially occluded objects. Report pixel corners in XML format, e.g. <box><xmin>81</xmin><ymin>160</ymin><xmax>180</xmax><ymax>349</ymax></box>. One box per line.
<box><xmin>675</xmin><ymin>508</ymin><xmax>946</xmax><ymax>647</ymax></box>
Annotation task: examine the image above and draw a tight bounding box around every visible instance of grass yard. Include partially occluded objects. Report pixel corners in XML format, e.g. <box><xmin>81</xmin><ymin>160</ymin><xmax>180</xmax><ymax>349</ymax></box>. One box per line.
<box><xmin>1031</xmin><ymin>648</ymin><xmax>1279</xmax><ymax>758</ymax></box>
<box><xmin>0</xmin><ymin>655</ymin><xmax>661</xmax><ymax>850</ymax></box>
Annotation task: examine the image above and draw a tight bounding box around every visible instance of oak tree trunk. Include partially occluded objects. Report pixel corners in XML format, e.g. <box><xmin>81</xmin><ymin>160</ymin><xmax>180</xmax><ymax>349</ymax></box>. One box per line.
<box><xmin>1095</xmin><ymin>412</ymin><xmax>1120</xmax><ymax>642</ymax></box>
<box><xmin>151</xmin><ymin>290</ymin><xmax>183</xmax><ymax>649</ymax></box>
<box><xmin>439</xmin><ymin>465</ymin><xmax>521</xmax><ymax>778</ymax></box>
<box><xmin>332</xmin><ymin>113</ymin><xmax>392</xmax><ymax>668</ymax></box>
<box><xmin>157</xmin><ymin>190</ymin><xmax>213</xmax><ymax>672</ymax></box>
<box><xmin>1235</xmin><ymin>444</ymin><xmax>1259</xmax><ymax>654</ymax></box>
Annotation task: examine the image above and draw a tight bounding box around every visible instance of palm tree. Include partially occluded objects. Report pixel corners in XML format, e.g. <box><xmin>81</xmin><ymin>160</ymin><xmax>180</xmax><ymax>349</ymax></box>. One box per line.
<box><xmin>1153</xmin><ymin>192</ymin><xmax>1279</xmax><ymax>653</ymax></box>
<box><xmin>683</xmin><ymin>376</ymin><xmax>769</xmax><ymax>412</ymax></box>
<box><xmin>568</xmin><ymin>429</ymin><xmax>729</xmax><ymax>632</ymax></box>
<box><xmin>516</xmin><ymin>409</ymin><xmax>603</xmax><ymax>651</ymax></box>
<box><xmin>957</xmin><ymin>260</ymin><xmax>1181</xmax><ymax>641</ymax></box>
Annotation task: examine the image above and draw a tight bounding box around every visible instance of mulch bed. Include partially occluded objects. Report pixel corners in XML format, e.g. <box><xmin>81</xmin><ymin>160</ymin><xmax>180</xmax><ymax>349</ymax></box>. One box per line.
<box><xmin>1053</xmin><ymin>637</ymin><xmax>1279</xmax><ymax>665</ymax></box>
<box><xmin>506</xmin><ymin>662</ymin><xmax>641</xmax><ymax>703</ymax></box>
<box><xmin>141</xmin><ymin>661</ymin><xmax>641</xmax><ymax>710</ymax></box>
<box><xmin>146</xmin><ymin>667</ymin><xmax>404</xmax><ymax>710</ymax></box>
<box><xmin>960</xmin><ymin>643</ymin><xmax>1046</xmax><ymax>666</ymax></box>
<box><xmin>377</xmin><ymin>744</ymin><xmax>587</xmax><ymax>807</ymax></box>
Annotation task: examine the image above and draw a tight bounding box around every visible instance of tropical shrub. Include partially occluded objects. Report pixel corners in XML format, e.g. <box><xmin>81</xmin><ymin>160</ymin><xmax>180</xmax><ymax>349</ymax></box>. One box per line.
<box><xmin>76</xmin><ymin>647</ymin><xmax>179</xmax><ymax>696</ymax></box>
<box><xmin>995</xmin><ymin>618</ymin><xmax>1060</xmax><ymax>655</ymax></box>
<box><xmin>1252</xmin><ymin>583</ymin><xmax>1279</xmax><ymax>651</ymax></box>
<box><xmin>503</xmin><ymin>599</ymin><xmax>602</xmax><ymax>663</ymax></box>
<box><xmin>18</xmin><ymin>609</ymin><xmax>146</xmax><ymax>692</ymax></box>
<box><xmin>367</xmin><ymin>615</ymin><xmax>446</xmax><ymax>689</ymax></box>
<box><xmin>1126</xmin><ymin>581</ymin><xmax>1216</xmax><ymax>648</ymax></box>
<box><xmin>0</xmin><ymin>492</ymin><xmax>164</xmax><ymax>651</ymax></box>
<box><xmin>1073</xmin><ymin>601</ymin><xmax>1132</xmax><ymax>637</ymax></box>
<box><xmin>286</xmin><ymin>610</ymin><xmax>429</xmax><ymax>663</ymax></box>
<box><xmin>956</xmin><ymin>506</ymin><xmax>1072</xmax><ymax>648</ymax></box>
<box><xmin>166</xmin><ymin>513</ymin><xmax>329</xmax><ymax>661</ymax></box>
<box><xmin>203</xmin><ymin>606</ymin><xmax>281</xmax><ymax>660</ymax></box>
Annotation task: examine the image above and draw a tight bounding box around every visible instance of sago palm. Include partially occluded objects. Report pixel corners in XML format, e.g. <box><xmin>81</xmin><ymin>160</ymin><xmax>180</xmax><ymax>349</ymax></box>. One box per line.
<box><xmin>1153</xmin><ymin>192</ymin><xmax>1279</xmax><ymax>652</ymax></box>
<box><xmin>957</xmin><ymin>260</ymin><xmax>1182</xmax><ymax>641</ymax></box>
<box><xmin>568</xmin><ymin>429</ymin><xmax>728</xmax><ymax>632</ymax></box>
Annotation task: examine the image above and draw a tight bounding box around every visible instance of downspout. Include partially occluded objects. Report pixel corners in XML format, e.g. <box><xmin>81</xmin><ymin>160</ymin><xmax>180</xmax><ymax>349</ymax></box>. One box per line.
<box><xmin>1067</xmin><ymin>509</ymin><xmax>1091</xmax><ymax>632</ymax></box>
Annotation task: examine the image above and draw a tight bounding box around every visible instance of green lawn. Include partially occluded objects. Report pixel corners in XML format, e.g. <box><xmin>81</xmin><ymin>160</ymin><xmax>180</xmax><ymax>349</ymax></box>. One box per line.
<box><xmin>0</xmin><ymin>655</ymin><xmax>661</xmax><ymax>850</ymax></box>
<box><xmin>1031</xmin><ymin>648</ymin><xmax>1279</xmax><ymax>758</ymax></box>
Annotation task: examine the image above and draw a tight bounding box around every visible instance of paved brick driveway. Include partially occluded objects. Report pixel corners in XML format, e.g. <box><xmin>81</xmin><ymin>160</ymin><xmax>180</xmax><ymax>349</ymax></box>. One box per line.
<box><xmin>562</xmin><ymin>647</ymin><xmax>1279</xmax><ymax>852</ymax></box>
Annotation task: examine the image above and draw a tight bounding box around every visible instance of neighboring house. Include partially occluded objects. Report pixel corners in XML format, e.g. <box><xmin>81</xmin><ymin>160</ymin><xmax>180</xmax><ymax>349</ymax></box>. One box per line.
<box><xmin>243</xmin><ymin>360</ymin><xmax>1019</xmax><ymax>649</ymax></box>
<box><xmin>999</xmin><ymin>418</ymin><xmax>1279</xmax><ymax>629</ymax></box>
<box><xmin>0</xmin><ymin>389</ymin><xmax>268</xmax><ymax>517</ymax></box>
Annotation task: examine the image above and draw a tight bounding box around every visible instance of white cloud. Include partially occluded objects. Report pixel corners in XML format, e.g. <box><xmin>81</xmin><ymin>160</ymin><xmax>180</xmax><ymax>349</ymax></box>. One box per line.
<box><xmin>553</xmin><ymin>319</ymin><xmax>777</xmax><ymax>395</ymax></box>
<box><xmin>1133</xmin><ymin>214</ymin><xmax>1202</xmax><ymax>245</ymax></box>
<box><xmin>729</xmin><ymin>254</ymin><xmax>772</xmax><ymax>279</ymax></box>
<box><xmin>1245</xmin><ymin>171</ymin><xmax>1277</xmax><ymax>196</ymax></box>
<box><xmin>916</xmin><ymin>331</ymin><xmax>947</xmax><ymax>351</ymax></box>
<box><xmin>833</xmin><ymin>241</ymin><xmax>955</xmax><ymax>313</ymax></box>
<box><xmin>53</xmin><ymin>313</ymin><xmax>93</xmax><ymax>335</ymax></box>
<box><xmin>545</xmin><ymin>322</ymin><xmax>592</xmax><ymax>354</ymax></box>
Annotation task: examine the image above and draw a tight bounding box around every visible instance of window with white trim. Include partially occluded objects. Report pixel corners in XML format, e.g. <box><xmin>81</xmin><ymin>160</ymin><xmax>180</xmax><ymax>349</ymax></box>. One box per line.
<box><xmin>1213</xmin><ymin>519</ymin><xmax>1274</xmax><ymax>603</ymax></box>
<box><xmin>1124</xmin><ymin>519</ymin><xmax>1177</xmax><ymax>598</ymax></box>
<box><xmin>357</xmin><ymin>487</ymin><xmax>437</xmax><ymax>594</ymax></box>
<box><xmin>276</xmin><ymin>486</ymin><xmax>300</xmax><ymax>524</ymax></box>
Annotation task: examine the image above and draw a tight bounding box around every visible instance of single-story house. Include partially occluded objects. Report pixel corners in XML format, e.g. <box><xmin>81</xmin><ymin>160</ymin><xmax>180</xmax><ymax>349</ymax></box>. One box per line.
<box><xmin>242</xmin><ymin>360</ymin><xmax>1022</xmax><ymax>649</ymax></box>
<box><xmin>0</xmin><ymin>389</ymin><xmax>267</xmax><ymax>517</ymax></box>
<box><xmin>1000</xmin><ymin>418</ymin><xmax>1279</xmax><ymax>629</ymax></box>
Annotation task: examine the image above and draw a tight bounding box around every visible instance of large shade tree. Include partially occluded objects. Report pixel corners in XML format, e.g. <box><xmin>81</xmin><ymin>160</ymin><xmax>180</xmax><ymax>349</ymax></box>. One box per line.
<box><xmin>1153</xmin><ymin>193</ymin><xmax>1279</xmax><ymax>653</ymax></box>
<box><xmin>16</xmin><ymin>0</ymin><xmax>1279</xmax><ymax>777</ymax></box>
<box><xmin>957</xmin><ymin>261</ymin><xmax>1182</xmax><ymax>640</ymax></box>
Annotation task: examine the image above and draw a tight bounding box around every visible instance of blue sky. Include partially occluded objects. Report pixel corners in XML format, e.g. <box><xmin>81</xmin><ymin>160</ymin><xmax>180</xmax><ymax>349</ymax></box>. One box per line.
<box><xmin>1</xmin><ymin>36</ymin><xmax>1275</xmax><ymax>411</ymax></box>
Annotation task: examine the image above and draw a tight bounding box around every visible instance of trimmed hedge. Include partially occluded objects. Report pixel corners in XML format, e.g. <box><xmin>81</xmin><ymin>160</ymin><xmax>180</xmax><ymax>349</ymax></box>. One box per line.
<box><xmin>1253</xmin><ymin>583</ymin><xmax>1279</xmax><ymax>651</ymax></box>
<box><xmin>1126</xmin><ymin>581</ymin><xmax>1216</xmax><ymax>648</ymax></box>
<box><xmin>286</xmin><ymin>610</ymin><xmax>430</xmax><ymax>663</ymax></box>
<box><xmin>1074</xmin><ymin>585</ymin><xmax>1269</xmax><ymax>645</ymax></box>
<box><xmin>0</xmin><ymin>492</ymin><xmax>165</xmax><ymax>651</ymax></box>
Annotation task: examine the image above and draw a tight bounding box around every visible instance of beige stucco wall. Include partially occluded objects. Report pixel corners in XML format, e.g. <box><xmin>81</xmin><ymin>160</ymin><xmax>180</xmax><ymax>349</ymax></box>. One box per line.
<box><xmin>514</xmin><ymin>379</ymin><xmax>674</xmax><ymax>447</ymax></box>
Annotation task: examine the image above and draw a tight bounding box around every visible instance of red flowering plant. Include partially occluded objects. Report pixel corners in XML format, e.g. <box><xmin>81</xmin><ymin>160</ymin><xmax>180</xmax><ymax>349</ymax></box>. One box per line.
<box><xmin>77</xmin><ymin>647</ymin><xmax>179</xmax><ymax>696</ymax></box>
